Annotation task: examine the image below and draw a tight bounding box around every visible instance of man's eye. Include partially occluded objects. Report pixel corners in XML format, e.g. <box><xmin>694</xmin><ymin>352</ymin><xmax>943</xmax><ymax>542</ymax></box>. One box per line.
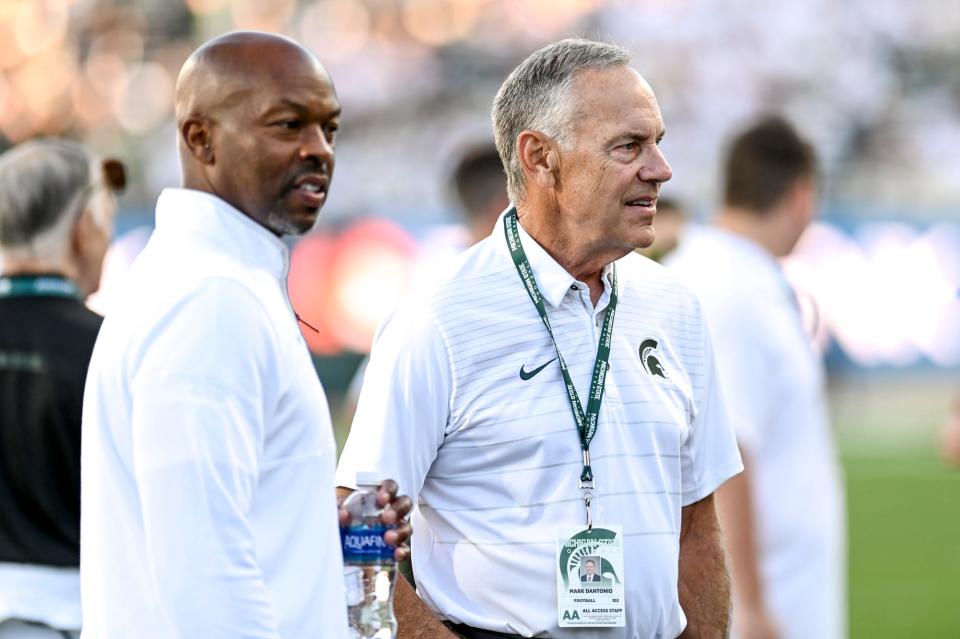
<box><xmin>274</xmin><ymin>120</ymin><xmax>301</xmax><ymax>130</ymax></box>
<box><xmin>619</xmin><ymin>142</ymin><xmax>637</xmax><ymax>151</ymax></box>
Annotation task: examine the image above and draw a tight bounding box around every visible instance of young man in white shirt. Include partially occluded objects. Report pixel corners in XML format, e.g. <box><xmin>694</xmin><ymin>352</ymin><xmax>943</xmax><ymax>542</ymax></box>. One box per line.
<box><xmin>338</xmin><ymin>38</ymin><xmax>742</xmax><ymax>639</ymax></box>
<box><xmin>81</xmin><ymin>32</ymin><xmax>410</xmax><ymax>639</ymax></box>
<box><xmin>668</xmin><ymin>117</ymin><xmax>845</xmax><ymax>639</ymax></box>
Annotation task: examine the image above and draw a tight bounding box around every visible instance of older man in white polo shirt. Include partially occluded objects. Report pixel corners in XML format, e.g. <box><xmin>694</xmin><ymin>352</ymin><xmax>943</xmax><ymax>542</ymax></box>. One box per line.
<box><xmin>337</xmin><ymin>39</ymin><xmax>742</xmax><ymax>639</ymax></box>
<box><xmin>668</xmin><ymin>117</ymin><xmax>845</xmax><ymax>639</ymax></box>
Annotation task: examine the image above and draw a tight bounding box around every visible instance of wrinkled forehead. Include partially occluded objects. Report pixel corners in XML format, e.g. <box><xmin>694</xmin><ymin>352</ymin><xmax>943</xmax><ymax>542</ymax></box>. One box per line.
<box><xmin>274</xmin><ymin>62</ymin><xmax>336</xmax><ymax>99</ymax></box>
<box><xmin>567</xmin><ymin>65</ymin><xmax>659</xmax><ymax>111</ymax></box>
<box><xmin>223</xmin><ymin>57</ymin><xmax>337</xmax><ymax>107</ymax></box>
<box><xmin>220</xmin><ymin>68</ymin><xmax>340</xmax><ymax>126</ymax></box>
<box><xmin>567</xmin><ymin>66</ymin><xmax>662</xmax><ymax>126</ymax></box>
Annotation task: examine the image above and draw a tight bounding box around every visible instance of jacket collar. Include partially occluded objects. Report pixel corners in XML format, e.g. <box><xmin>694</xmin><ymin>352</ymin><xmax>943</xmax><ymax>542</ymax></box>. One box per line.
<box><xmin>154</xmin><ymin>188</ymin><xmax>289</xmax><ymax>282</ymax></box>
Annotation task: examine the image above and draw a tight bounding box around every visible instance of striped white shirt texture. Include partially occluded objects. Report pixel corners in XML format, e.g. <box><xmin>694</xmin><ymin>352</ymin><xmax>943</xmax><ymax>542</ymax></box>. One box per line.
<box><xmin>81</xmin><ymin>189</ymin><xmax>349</xmax><ymax>639</ymax></box>
<box><xmin>337</xmin><ymin>213</ymin><xmax>742</xmax><ymax>638</ymax></box>
<box><xmin>668</xmin><ymin>226</ymin><xmax>845</xmax><ymax>639</ymax></box>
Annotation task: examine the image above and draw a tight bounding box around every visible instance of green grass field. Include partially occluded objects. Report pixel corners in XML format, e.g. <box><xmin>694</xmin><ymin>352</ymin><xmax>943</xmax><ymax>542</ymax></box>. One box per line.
<box><xmin>844</xmin><ymin>453</ymin><xmax>960</xmax><ymax>638</ymax></box>
<box><xmin>832</xmin><ymin>375</ymin><xmax>959</xmax><ymax>638</ymax></box>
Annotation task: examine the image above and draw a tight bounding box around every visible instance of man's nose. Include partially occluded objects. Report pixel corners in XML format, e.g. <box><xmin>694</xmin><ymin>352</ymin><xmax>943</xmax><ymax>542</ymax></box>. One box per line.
<box><xmin>640</xmin><ymin>145</ymin><xmax>672</xmax><ymax>184</ymax></box>
<box><xmin>300</xmin><ymin>125</ymin><xmax>334</xmax><ymax>165</ymax></box>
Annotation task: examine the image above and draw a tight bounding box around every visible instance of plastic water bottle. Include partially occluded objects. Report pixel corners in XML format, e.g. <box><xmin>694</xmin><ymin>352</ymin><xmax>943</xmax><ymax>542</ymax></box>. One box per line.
<box><xmin>341</xmin><ymin>471</ymin><xmax>397</xmax><ymax>639</ymax></box>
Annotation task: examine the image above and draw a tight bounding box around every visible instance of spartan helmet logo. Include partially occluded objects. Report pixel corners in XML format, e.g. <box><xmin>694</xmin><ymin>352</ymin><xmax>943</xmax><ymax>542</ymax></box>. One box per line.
<box><xmin>639</xmin><ymin>338</ymin><xmax>668</xmax><ymax>379</ymax></box>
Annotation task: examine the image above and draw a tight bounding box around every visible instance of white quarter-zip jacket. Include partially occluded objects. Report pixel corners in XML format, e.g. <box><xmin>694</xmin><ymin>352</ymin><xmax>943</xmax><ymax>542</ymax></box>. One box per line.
<box><xmin>81</xmin><ymin>189</ymin><xmax>348</xmax><ymax>639</ymax></box>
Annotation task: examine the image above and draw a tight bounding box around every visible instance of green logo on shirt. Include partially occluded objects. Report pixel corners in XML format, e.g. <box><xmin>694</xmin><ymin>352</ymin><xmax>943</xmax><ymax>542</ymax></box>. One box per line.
<box><xmin>639</xmin><ymin>338</ymin><xmax>668</xmax><ymax>379</ymax></box>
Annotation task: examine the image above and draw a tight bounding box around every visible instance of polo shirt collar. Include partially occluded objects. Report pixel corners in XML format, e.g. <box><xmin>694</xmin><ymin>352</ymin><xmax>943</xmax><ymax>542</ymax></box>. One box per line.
<box><xmin>154</xmin><ymin>188</ymin><xmax>289</xmax><ymax>281</ymax></box>
<box><xmin>493</xmin><ymin>207</ymin><xmax>616</xmax><ymax>309</ymax></box>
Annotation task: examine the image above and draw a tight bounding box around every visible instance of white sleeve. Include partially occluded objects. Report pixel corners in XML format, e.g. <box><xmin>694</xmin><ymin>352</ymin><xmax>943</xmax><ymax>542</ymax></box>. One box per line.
<box><xmin>335</xmin><ymin>305</ymin><xmax>451</xmax><ymax>499</ymax></box>
<box><xmin>679</xmin><ymin>312</ymin><xmax>743</xmax><ymax>506</ymax></box>
<box><xmin>129</xmin><ymin>279</ymin><xmax>281</xmax><ymax>639</ymax></box>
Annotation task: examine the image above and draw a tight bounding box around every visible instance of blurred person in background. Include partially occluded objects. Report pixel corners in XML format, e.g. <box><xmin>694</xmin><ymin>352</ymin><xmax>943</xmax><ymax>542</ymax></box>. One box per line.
<box><xmin>0</xmin><ymin>138</ymin><xmax>122</xmax><ymax>638</ymax></box>
<box><xmin>635</xmin><ymin>196</ymin><xmax>687</xmax><ymax>263</ymax></box>
<box><xmin>668</xmin><ymin>116</ymin><xmax>845</xmax><ymax>639</ymax></box>
<box><xmin>342</xmin><ymin>142</ymin><xmax>508</xmax><ymax>420</ymax></box>
<box><xmin>941</xmin><ymin>394</ymin><xmax>960</xmax><ymax>467</ymax></box>
<box><xmin>448</xmin><ymin>143</ymin><xmax>510</xmax><ymax>245</ymax></box>
<box><xmin>80</xmin><ymin>31</ymin><xmax>409</xmax><ymax>639</ymax></box>
<box><xmin>337</xmin><ymin>38</ymin><xmax>742</xmax><ymax>639</ymax></box>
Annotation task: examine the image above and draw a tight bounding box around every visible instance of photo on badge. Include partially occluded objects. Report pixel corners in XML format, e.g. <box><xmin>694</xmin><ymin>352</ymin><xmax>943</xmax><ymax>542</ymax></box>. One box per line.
<box><xmin>578</xmin><ymin>555</ymin><xmax>604</xmax><ymax>585</ymax></box>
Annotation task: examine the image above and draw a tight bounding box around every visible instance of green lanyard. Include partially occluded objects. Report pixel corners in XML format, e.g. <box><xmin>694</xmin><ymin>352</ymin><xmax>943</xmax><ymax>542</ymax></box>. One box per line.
<box><xmin>0</xmin><ymin>275</ymin><xmax>80</xmax><ymax>300</ymax></box>
<box><xmin>504</xmin><ymin>207</ymin><xmax>617</xmax><ymax>528</ymax></box>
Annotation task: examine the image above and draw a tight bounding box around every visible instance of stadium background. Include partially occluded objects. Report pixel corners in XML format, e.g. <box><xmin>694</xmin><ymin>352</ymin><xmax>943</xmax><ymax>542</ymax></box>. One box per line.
<box><xmin>1</xmin><ymin>0</ymin><xmax>957</xmax><ymax>636</ymax></box>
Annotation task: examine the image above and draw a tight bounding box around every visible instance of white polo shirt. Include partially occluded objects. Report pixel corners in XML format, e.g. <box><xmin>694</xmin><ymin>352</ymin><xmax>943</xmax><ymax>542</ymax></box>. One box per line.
<box><xmin>667</xmin><ymin>226</ymin><xmax>845</xmax><ymax>639</ymax></box>
<box><xmin>337</xmin><ymin>214</ymin><xmax>742</xmax><ymax>638</ymax></box>
<box><xmin>81</xmin><ymin>189</ymin><xmax>349</xmax><ymax>639</ymax></box>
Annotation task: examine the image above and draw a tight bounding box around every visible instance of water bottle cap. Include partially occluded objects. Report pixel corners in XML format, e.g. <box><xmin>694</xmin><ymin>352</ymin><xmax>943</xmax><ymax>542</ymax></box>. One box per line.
<box><xmin>355</xmin><ymin>470</ymin><xmax>381</xmax><ymax>488</ymax></box>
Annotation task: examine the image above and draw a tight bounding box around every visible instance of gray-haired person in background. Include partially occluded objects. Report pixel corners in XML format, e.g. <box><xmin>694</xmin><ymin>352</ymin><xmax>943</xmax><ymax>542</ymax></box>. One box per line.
<box><xmin>0</xmin><ymin>138</ymin><xmax>123</xmax><ymax>638</ymax></box>
<box><xmin>337</xmin><ymin>38</ymin><xmax>742</xmax><ymax>639</ymax></box>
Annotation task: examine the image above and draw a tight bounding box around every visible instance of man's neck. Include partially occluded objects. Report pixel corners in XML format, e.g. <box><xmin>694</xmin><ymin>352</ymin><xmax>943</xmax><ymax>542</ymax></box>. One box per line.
<box><xmin>515</xmin><ymin>204</ymin><xmax>624</xmax><ymax>306</ymax></box>
<box><xmin>713</xmin><ymin>207</ymin><xmax>790</xmax><ymax>258</ymax></box>
<box><xmin>0</xmin><ymin>256</ymin><xmax>74</xmax><ymax>281</ymax></box>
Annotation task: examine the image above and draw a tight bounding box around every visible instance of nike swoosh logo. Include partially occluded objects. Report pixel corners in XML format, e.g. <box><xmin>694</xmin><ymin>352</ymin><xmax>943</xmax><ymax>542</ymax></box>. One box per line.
<box><xmin>519</xmin><ymin>357</ymin><xmax>557</xmax><ymax>380</ymax></box>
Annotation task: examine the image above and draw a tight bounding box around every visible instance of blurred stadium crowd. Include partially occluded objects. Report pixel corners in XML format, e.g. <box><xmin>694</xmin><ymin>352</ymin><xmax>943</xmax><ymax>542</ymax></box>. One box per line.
<box><xmin>2</xmin><ymin>0</ymin><xmax>959</xmax><ymax>365</ymax></box>
<box><xmin>2</xmin><ymin>0</ymin><xmax>959</xmax><ymax>213</ymax></box>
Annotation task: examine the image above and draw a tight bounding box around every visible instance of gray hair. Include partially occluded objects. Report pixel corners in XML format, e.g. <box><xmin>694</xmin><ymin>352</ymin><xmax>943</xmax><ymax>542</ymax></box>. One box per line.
<box><xmin>492</xmin><ymin>38</ymin><xmax>631</xmax><ymax>203</ymax></box>
<box><xmin>0</xmin><ymin>138</ymin><xmax>102</xmax><ymax>260</ymax></box>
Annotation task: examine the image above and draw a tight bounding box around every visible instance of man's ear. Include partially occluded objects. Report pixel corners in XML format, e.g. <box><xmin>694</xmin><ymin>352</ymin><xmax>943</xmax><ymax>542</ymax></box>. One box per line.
<box><xmin>786</xmin><ymin>176</ymin><xmax>816</xmax><ymax>225</ymax></box>
<box><xmin>69</xmin><ymin>207</ymin><xmax>91</xmax><ymax>260</ymax></box>
<box><xmin>69</xmin><ymin>206</ymin><xmax>97</xmax><ymax>276</ymax></box>
<box><xmin>516</xmin><ymin>130</ymin><xmax>560</xmax><ymax>191</ymax></box>
<box><xmin>181</xmin><ymin>118</ymin><xmax>215</xmax><ymax>164</ymax></box>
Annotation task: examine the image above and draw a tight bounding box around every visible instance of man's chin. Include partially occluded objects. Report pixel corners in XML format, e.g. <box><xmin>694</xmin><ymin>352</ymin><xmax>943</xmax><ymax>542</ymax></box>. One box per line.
<box><xmin>289</xmin><ymin>215</ymin><xmax>319</xmax><ymax>236</ymax></box>
<box><xmin>266</xmin><ymin>207</ymin><xmax>319</xmax><ymax>236</ymax></box>
<box><xmin>633</xmin><ymin>226</ymin><xmax>656</xmax><ymax>250</ymax></box>
<box><xmin>292</xmin><ymin>208</ymin><xmax>321</xmax><ymax>233</ymax></box>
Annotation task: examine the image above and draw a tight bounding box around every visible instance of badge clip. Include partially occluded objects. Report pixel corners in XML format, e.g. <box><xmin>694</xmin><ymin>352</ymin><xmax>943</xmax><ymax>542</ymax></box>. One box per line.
<box><xmin>579</xmin><ymin>483</ymin><xmax>594</xmax><ymax>531</ymax></box>
<box><xmin>579</xmin><ymin>449</ymin><xmax>595</xmax><ymax>530</ymax></box>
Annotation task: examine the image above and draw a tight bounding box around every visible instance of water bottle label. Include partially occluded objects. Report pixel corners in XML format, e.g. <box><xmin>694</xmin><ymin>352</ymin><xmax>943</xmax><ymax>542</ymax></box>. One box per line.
<box><xmin>343</xmin><ymin>565</ymin><xmax>364</xmax><ymax>606</ymax></box>
<box><xmin>341</xmin><ymin>524</ymin><xmax>395</xmax><ymax>563</ymax></box>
